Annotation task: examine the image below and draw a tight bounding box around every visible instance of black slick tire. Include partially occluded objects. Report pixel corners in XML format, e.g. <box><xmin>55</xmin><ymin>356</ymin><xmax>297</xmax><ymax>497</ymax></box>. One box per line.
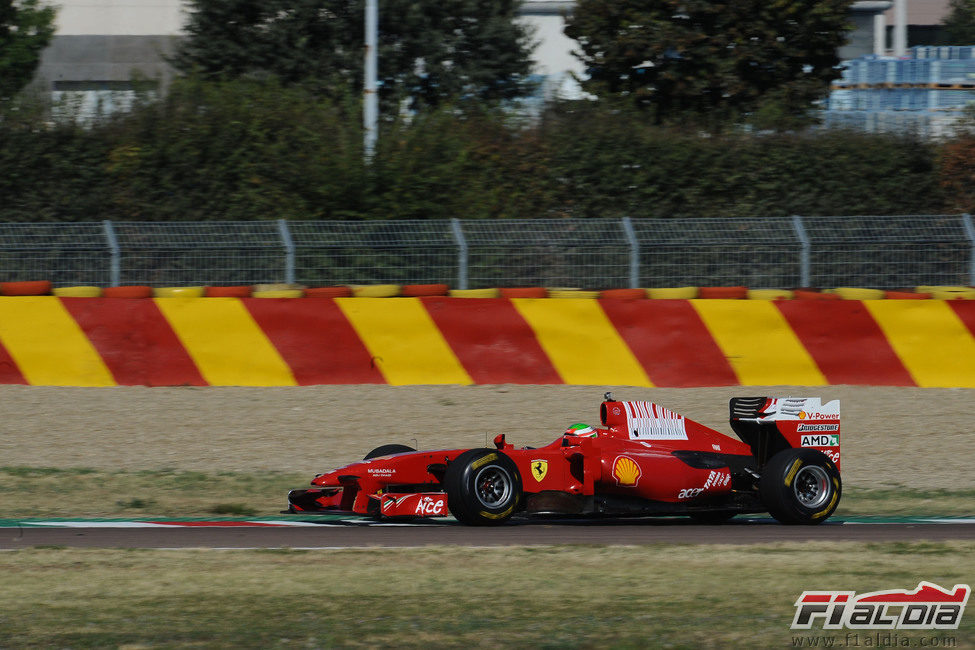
<box><xmin>443</xmin><ymin>449</ymin><xmax>522</xmax><ymax>526</ymax></box>
<box><xmin>759</xmin><ymin>448</ymin><xmax>841</xmax><ymax>525</ymax></box>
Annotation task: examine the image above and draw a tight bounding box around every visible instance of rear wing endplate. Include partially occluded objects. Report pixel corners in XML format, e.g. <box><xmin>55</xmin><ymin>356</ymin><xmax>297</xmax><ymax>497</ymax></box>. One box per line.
<box><xmin>729</xmin><ymin>397</ymin><xmax>841</xmax><ymax>470</ymax></box>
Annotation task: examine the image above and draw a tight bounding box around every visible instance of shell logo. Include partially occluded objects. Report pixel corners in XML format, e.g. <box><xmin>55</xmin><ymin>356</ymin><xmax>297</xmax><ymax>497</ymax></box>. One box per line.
<box><xmin>612</xmin><ymin>455</ymin><xmax>642</xmax><ymax>487</ymax></box>
<box><xmin>798</xmin><ymin>411</ymin><xmax>807</xmax><ymax>420</ymax></box>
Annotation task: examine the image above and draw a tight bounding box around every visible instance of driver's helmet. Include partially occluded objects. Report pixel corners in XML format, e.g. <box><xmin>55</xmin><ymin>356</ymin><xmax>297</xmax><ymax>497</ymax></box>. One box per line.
<box><xmin>564</xmin><ymin>423</ymin><xmax>598</xmax><ymax>438</ymax></box>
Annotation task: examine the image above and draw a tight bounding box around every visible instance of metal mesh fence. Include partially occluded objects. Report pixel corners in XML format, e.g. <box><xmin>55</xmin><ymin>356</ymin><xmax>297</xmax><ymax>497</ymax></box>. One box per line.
<box><xmin>802</xmin><ymin>215</ymin><xmax>973</xmax><ymax>288</ymax></box>
<box><xmin>110</xmin><ymin>221</ymin><xmax>285</xmax><ymax>286</ymax></box>
<box><xmin>0</xmin><ymin>222</ymin><xmax>112</xmax><ymax>286</ymax></box>
<box><xmin>0</xmin><ymin>216</ymin><xmax>971</xmax><ymax>290</ymax></box>
<box><xmin>287</xmin><ymin>221</ymin><xmax>458</xmax><ymax>286</ymax></box>
<box><xmin>461</xmin><ymin>220</ymin><xmax>631</xmax><ymax>288</ymax></box>
<box><xmin>630</xmin><ymin>217</ymin><xmax>803</xmax><ymax>288</ymax></box>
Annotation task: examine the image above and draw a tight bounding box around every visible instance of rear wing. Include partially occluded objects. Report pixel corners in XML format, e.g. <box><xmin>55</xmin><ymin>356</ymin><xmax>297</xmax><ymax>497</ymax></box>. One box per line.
<box><xmin>729</xmin><ymin>397</ymin><xmax>841</xmax><ymax>470</ymax></box>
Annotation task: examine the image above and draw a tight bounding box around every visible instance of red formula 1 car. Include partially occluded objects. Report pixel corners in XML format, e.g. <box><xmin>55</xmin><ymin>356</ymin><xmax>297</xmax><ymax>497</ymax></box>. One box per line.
<box><xmin>288</xmin><ymin>393</ymin><xmax>842</xmax><ymax>525</ymax></box>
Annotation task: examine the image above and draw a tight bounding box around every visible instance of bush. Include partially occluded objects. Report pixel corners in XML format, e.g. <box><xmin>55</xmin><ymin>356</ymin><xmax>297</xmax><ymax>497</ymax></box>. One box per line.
<box><xmin>369</xmin><ymin>106</ymin><xmax>559</xmax><ymax>220</ymax></box>
<box><xmin>538</xmin><ymin>102</ymin><xmax>944</xmax><ymax>219</ymax></box>
<box><xmin>99</xmin><ymin>77</ymin><xmax>368</xmax><ymax>221</ymax></box>
<box><xmin>938</xmin><ymin>136</ymin><xmax>975</xmax><ymax>214</ymax></box>
<box><xmin>0</xmin><ymin>84</ymin><xmax>955</xmax><ymax>223</ymax></box>
<box><xmin>0</xmin><ymin>120</ymin><xmax>113</xmax><ymax>222</ymax></box>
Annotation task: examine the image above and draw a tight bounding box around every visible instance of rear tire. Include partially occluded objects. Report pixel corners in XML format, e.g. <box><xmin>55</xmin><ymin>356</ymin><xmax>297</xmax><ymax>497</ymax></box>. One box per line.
<box><xmin>363</xmin><ymin>444</ymin><xmax>415</xmax><ymax>460</ymax></box>
<box><xmin>444</xmin><ymin>449</ymin><xmax>522</xmax><ymax>526</ymax></box>
<box><xmin>760</xmin><ymin>449</ymin><xmax>841</xmax><ymax>525</ymax></box>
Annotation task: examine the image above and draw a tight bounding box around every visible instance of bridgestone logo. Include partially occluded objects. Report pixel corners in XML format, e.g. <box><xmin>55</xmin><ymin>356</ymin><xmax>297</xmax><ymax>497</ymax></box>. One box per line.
<box><xmin>797</xmin><ymin>424</ymin><xmax>839</xmax><ymax>432</ymax></box>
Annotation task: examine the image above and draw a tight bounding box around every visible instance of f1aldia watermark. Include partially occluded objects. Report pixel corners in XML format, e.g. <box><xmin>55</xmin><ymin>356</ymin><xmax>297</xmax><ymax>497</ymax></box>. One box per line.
<box><xmin>791</xmin><ymin>632</ymin><xmax>957</xmax><ymax>647</ymax></box>
<box><xmin>791</xmin><ymin>581</ymin><xmax>970</xmax><ymax>630</ymax></box>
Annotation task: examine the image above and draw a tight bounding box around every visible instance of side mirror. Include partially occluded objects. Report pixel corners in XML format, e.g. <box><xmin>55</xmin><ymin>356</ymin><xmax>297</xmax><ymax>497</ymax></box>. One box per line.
<box><xmin>493</xmin><ymin>433</ymin><xmax>506</xmax><ymax>449</ymax></box>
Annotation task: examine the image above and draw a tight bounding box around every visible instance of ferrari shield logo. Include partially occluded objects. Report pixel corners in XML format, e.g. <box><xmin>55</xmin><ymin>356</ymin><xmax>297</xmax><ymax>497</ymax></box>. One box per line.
<box><xmin>530</xmin><ymin>459</ymin><xmax>548</xmax><ymax>482</ymax></box>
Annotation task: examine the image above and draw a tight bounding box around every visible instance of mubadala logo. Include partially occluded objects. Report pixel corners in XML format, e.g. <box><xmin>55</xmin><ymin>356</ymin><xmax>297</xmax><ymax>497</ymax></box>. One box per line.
<box><xmin>797</xmin><ymin>423</ymin><xmax>839</xmax><ymax>433</ymax></box>
<box><xmin>792</xmin><ymin>582</ymin><xmax>970</xmax><ymax>630</ymax></box>
<box><xmin>801</xmin><ymin>434</ymin><xmax>840</xmax><ymax>448</ymax></box>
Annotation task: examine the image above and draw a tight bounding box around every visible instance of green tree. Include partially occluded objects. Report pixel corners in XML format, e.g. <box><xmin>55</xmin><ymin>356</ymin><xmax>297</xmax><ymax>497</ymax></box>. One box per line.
<box><xmin>564</xmin><ymin>0</ymin><xmax>853</xmax><ymax>130</ymax></box>
<box><xmin>173</xmin><ymin>0</ymin><xmax>535</xmax><ymax>111</ymax></box>
<box><xmin>941</xmin><ymin>0</ymin><xmax>975</xmax><ymax>44</ymax></box>
<box><xmin>100</xmin><ymin>77</ymin><xmax>368</xmax><ymax>221</ymax></box>
<box><xmin>0</xmin><ymin>0</ymin><xmax>56</xmax><ymax>102</ymax></box>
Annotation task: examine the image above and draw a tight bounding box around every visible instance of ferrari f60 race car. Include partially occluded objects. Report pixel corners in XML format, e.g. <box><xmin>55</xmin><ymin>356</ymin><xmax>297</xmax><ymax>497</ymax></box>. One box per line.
<box><xmin>288</xmin><ymin>394</ymin><xmax>842</xmax><ymax>525</ymax></box>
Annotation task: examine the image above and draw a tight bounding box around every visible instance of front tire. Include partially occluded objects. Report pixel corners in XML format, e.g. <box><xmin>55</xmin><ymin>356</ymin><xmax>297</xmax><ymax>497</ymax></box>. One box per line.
<box><xmin>760</xmin><ymin>449</ymin><xmax>841</xmax><ymax>525</ymax></box>
<box><xmin>444</xmin><ymin>449</ymin><xmax>522</xmax><ymax>526</ymax></box>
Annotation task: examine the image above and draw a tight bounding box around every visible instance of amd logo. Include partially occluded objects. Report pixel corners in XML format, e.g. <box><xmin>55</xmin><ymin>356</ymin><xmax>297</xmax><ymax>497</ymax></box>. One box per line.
<box><xmin>801</xmin><ymin>434</ymin><xmax>839</xmax><ymax>447</ymax></box>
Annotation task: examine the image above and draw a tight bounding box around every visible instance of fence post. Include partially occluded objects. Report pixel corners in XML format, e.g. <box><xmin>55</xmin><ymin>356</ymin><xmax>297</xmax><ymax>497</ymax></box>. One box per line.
<box><xmin>102</xmin><ymin>220</ymin><xmax>121</xmax><ymax>287</ymax></box>
<box><xmin>277</xmin><ymin>219</ymin><xmax>295</xmax><ymax>285</ymax></box>
<box><xmin>450</xmin><ymin>218</ymin><xmax>468</xmax><ymax>290</ymax></box>
<box><xmin>621</xmin><ymin>216</ymin><xmax>639</xmax><ymax>289</ymax></box>
<box><xmin>791</xmin><ymin>215</ymin><xmax>811</xmax><ymax>288</ymax></box>
<box><xmin>962</xmin><ymin>213</ymin><xmax>975</xmax><ymax>286</ymax></box>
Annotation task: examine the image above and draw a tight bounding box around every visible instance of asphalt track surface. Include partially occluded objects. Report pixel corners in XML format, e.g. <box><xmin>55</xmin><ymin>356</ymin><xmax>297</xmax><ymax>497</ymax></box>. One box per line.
<box><xmin>3</xmin><ymin>519</ymin><xmax>975</xmax><ymax>549</ymax></box>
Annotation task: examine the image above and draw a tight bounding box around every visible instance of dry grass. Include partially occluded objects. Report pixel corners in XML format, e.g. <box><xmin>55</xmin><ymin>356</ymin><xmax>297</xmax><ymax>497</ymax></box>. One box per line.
<box><xmin>836</xmin><ymin>487</ymin><xmax>975</xmax><ymax>517</ymax></box>
<box><xmin>0</xmin><ymin>467</ymin><xmax>306</xmax><ymax>518</ymax></box>
<box><xmin>0</xmin><ymin>543</ymin><xmax>972</xmax><ymax>648</ymax></box>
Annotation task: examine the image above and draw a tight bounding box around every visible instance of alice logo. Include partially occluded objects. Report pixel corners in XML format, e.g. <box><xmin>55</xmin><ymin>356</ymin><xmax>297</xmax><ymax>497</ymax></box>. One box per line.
<box><xmin>613</xmin><ymin>455</ymin><xmax>641</xmax><ymax>487</ymax></box>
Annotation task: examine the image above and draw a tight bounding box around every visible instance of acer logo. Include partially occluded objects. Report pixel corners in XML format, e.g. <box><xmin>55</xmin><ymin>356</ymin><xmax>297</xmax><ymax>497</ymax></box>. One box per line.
<box><xmin>414</xmin><ymin>497</ymin><xmax>446</xmax><ymax>516</ymax></box>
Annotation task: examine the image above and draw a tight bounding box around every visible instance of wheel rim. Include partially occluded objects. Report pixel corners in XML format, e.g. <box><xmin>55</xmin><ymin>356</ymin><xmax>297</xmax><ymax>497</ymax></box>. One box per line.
<box><xmin>793</xmin><ymin>465</ymin><xmax>831</xmax><ymax>509</ymax></box>
<box><xmin>473</xmin><ymin>464</ymin><xmax>512</xmax><ymax>509</ymax></box>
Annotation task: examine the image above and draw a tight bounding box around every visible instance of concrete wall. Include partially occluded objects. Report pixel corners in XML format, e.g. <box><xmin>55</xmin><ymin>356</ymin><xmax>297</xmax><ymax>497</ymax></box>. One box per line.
<box><xmin>842</xmin><ymin>11</ymin><xmax>884</xmax><ymax>60</ymax></box>
<box><xmin>884</xmin><ymin>0</ymin><xmax>950</xmax><ymax>26</ymax></box>
<box><xmin>52</xmin><ymin>0</ymin><xmax>188</xmax><ymax>35</ymax></box>
<box><xmin>1</xmin><ymin>296</ymin><xmax>974</xmax><ymax>387</ymax></box>
<box><xmin>36</xmin><ymin>35</ymin><xmax>179</xmax><ymax>88</ymax></box>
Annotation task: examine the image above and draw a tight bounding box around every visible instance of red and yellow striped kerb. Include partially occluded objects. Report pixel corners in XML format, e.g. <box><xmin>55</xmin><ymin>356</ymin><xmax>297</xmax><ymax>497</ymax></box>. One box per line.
<box><xmin>0</xmin><ymin>297</ymin><xmax>973</xmax><ymax>387</ymax></box>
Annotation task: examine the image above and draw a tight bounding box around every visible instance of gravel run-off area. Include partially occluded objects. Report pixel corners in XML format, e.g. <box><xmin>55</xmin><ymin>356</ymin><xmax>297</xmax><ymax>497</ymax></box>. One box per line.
<box><xmin>2</xmin><ymin>385</ymin><xmax>972</xmax><ymax>491</ymax></box>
